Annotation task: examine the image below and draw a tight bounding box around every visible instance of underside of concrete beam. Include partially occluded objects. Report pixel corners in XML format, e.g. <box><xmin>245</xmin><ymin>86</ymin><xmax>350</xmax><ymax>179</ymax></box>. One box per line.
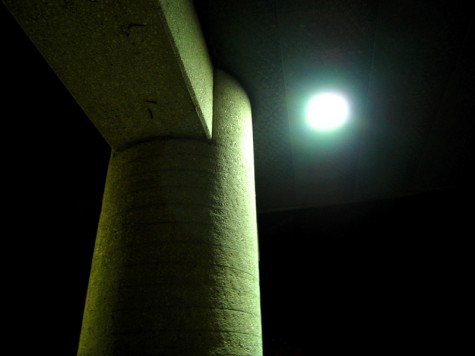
<box><xmin>3</xmin><ymin>0</ymin><xmax>213</xmax><ymax>149</ymax></box>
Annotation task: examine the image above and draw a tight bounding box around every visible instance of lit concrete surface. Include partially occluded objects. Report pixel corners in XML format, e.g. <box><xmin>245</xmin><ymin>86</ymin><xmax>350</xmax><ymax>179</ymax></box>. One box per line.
<box><xmin>78</xmin><ymin>70</ymin><xmax>262</xmax><ymax>355</ymax></box>
<box><xmin>3</xmin><ymin>0</ymin><xmax>213</xmax><ymax>149</ymax></box>
<box><xmin>4</xmin><ymin>2</ymin><xmax>263</xmax><ymax>353</ymax></box>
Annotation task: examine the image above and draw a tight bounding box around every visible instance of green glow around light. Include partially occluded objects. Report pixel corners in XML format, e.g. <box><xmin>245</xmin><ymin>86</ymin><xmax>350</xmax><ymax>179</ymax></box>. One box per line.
<box><xmin>306</xmin><ymin>92</ymin><xmax>349</xmax><ymax>131</ymax></box>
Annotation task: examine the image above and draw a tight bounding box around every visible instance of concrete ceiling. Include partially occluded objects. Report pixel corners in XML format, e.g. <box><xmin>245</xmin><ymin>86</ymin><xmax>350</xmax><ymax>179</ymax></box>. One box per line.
<box><xmin>193</xmin><ymin>0</ymin><xmax>475</xmax><ymax>212</ymax></box>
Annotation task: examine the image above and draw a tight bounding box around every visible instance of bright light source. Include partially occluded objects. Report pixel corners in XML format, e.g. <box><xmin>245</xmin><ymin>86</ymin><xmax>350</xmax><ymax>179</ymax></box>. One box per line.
<box><xmin>306</xmin><ymin>92</ymin><xmax>349</xmax><ymax>131</ymax></box>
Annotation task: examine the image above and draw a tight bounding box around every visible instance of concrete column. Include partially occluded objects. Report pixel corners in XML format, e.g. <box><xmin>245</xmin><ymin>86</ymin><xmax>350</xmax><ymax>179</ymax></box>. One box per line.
<box><xmin>78</xmin><ymin>70</ymin><xmax>262</xmax><ymax>355</ymax></box>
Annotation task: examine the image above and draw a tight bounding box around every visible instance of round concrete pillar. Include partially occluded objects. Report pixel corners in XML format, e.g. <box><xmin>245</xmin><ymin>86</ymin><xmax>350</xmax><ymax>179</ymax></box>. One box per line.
<box><xmin>78</xmin><ymin>70</ymin><xmax>262</xmax><ymax>355</ymax></box>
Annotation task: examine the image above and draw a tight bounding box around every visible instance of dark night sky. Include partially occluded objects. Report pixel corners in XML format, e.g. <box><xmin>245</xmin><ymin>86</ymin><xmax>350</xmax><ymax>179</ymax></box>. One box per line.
<box><xmin>2</xmin><ymin>4</ymin><xmax>472</xmax><ymax>355</ymax></box>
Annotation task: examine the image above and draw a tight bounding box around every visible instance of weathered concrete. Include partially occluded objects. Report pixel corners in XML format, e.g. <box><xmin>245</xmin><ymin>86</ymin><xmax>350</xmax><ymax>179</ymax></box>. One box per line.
<box><xmin>3</xmin><ymin>0</ymin><xmax>213</xmax><ymax>149</ymax></box>
<box><xmin>78</xmin><ymin>70</ymin><xmax>262</xmax><ymax>355</ymax></box>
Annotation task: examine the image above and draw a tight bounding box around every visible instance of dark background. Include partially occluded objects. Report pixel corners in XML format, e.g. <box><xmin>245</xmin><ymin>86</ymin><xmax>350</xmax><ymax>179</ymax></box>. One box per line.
<box><xmin>2</xmin><ymin>4</ymin><xmax>472</xmax><ymax>355</ymax></box>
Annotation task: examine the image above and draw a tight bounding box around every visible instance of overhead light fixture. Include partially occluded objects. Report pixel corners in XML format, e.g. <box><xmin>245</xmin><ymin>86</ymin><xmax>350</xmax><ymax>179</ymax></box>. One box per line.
<box><xmin>306</xmin><ymin>92</ymin><xmax>349</xmax><ymax>131</ymax></box>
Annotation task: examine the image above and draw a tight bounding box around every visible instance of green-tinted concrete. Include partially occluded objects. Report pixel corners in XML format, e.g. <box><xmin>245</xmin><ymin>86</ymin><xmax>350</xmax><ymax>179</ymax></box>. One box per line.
<box><xmin>3</xmin><ymin>0</ymin><xmax>213</xmax><ymax>149</ymax></box>
<box><xmin>78</xmin><ymin>70</ymin><xmax>262</xmax><ymax>355</ymax></box>
<box><xmin>158</xmin><ymin>0</ymin><xmax>213</xmax><ymax>138</ymax></box>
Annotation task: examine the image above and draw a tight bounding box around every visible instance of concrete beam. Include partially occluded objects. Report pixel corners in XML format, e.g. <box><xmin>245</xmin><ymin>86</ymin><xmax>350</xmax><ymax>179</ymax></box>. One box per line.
<box><xmin>3</xmin><ymin>0</ymin><xmax>213</xmax><ymax>149</ymax></box>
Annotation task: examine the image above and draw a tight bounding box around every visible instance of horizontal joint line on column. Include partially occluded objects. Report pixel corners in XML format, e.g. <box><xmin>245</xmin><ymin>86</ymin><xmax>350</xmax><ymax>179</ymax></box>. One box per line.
<box><xmin>115</xmin><ymin>136</ymin><xmax>214</xmax><ymax>153</ymax></box>
<box><xmin>112</xmin><ymin>328</ymin><xmax>261</xmax><ymax>338</ymax></box>
<box><xmin>120</xmin><ymin>261</ymin><xmax>258</xmax><ymax>281</ymax></box>
<box><xmin>125</xmin><ymin>168</ymin><xmax>218</xmax><ymax>180</ymax></box>
<box><xmin>121</xmin><ymin>220</ymin><xmax>247</xmax><ymax>235</ymax></box>
<box><xmin>107</xmin><ymin>201</ymin><xmax>227</xmax><ymax>218</ymax></box>
<box><xmin>120</xmin><ymin>151</ymin><xmax>218</xmax><ymax>165</ymax></box>
<box><xmin>127</xmin><ymin>183</ymin><xmax>213</xmax><ymax>195</ymax></box>
<box><xmin>116</xmin><ymin>281</ymin><xmax>259</xmax><ymax>298</ymax></box>
<box><xmin>115</xmin><ymin>239</ymin><xmax>250</xmax><ymax>254</ymax></box>
<box><xmin>111</xmin><ymin>305</ymin><xmax>260</xmax><ymax>318</ymax></box>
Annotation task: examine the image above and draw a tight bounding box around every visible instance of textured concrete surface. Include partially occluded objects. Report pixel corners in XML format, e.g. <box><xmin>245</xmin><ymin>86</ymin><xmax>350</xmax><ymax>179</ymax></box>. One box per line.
<box><xmin>3</xmin><ymin>0</ymin><xmax>213</xmax><ymax>149</ymax></box>
<box><xmin>78</xmin><ymin>70</ymin><xmax>262</xmax><ymax>355</ymax></box>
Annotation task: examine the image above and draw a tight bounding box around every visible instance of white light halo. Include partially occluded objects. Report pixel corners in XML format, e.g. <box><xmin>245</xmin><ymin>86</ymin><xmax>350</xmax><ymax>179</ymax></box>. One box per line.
<box><xmin>306</xmin><ymin>92</ymin><xmax>349</xmax><ymax>131</ymax></box>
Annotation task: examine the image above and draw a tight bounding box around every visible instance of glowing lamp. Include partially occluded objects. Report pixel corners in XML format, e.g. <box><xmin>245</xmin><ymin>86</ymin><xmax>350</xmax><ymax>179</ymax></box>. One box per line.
<box><xmin>306</xmin><ymin>92</ymin><xmax>349</xmax><ymax>131</ymax></box>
